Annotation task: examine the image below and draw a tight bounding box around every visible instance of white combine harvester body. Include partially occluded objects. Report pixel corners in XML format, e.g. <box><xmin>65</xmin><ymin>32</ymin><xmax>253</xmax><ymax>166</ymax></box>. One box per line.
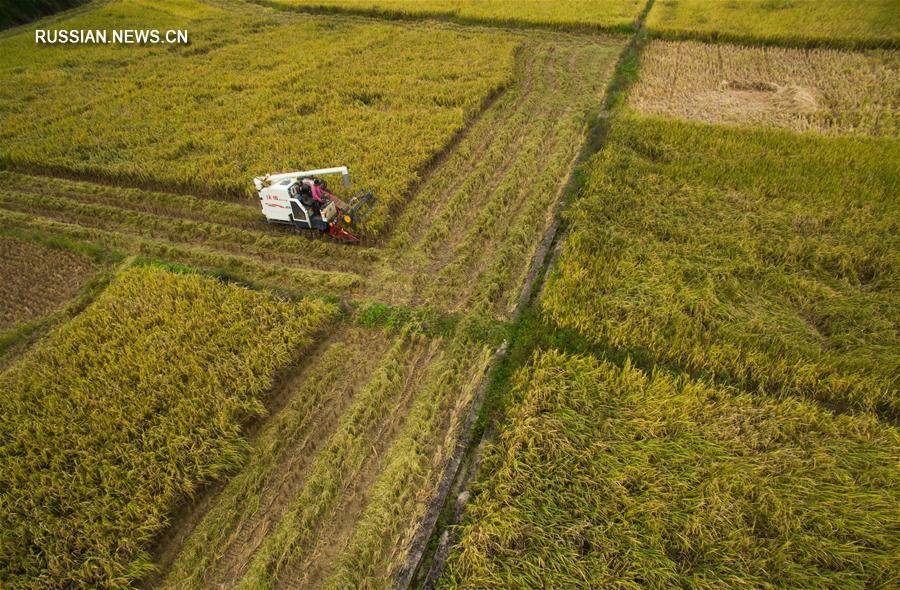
<box><xmin>253</xmin><ymin>166</ymin><xmax>375</xmax><ymax>243</ymax></box>
<box><xmin>255</xmin><ymin>166</ymin><xmax>349</xmax><ymax>224</ymax></box>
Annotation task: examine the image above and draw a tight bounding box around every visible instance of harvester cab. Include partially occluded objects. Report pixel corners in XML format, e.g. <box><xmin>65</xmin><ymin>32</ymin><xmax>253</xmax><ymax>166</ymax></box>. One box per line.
<box><xmin>253</xmin><ymin>166</ymin><xmax>376</xmax><ymax>243</ymax></box>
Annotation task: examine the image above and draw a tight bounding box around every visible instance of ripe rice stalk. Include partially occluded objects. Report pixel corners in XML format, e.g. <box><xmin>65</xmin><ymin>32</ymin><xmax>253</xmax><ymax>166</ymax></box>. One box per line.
<box><xmin>0</xmin><ymin>189</ymin><xmax>377</xmax><ymax>275</ymax></box>
<box><xmin>161</xmin><ymin>326</ymin><xmax>393</xmax><ymax>589</ymax></box>
<box><xmin>271</xmin><ymin>0</ymin><xmax>646</xmax><ymax>32</ymax></box>
<box><xmin>646</xmin><ymin>0</ymin><xmax>900</xmax><ymax>49</ymax></box>
<box><xmin>543</xmin><ymin>115</ymin><xmax>900</xmax><ymax>418</ymax></box>
<box><xmin>233</xmin><ymin>331</ymin><xmax>443</xmax><ymax>589</ymax></box>
<box><xmin>0</xmin><ymin>208</ymin><xmax>363</xmax><ymax>297</ymax></box>
<box><xmin>320</xmin><ymin>335</ymin><xmax>493</xmax><ymax>588</ymax></box>
<box><xmin>0</xmin><ymin>265</ymin><xmax>338</xmax><ymax>588</ymax></box>
<box><xmin>369</xmin><ymin>38</ymin><xmax>623</xmax><ymax>319</ymax></box>
<box><xmin>442</xmin><ymin>349</ymin><xmax>900</xmax><ymax>588</ymax></box>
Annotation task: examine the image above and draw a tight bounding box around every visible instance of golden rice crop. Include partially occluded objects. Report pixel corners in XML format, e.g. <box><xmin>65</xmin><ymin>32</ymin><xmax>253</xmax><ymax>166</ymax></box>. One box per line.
<box><xmin>272</xmin><ymin>0</ymin><xmax>645</xmax><ymax>31</ymax></box>
<box><xmin>230</xmin><ymin>330</ymin><xmax>440</xmax><ymax>588</ymax></box>
<box><xmin>646</xmin><ymin>0</ymin><xmax>900</xmax><ymax>48</ymax></box>
<box><xmin>0</xmin><ymin>0</ymin><xmax>519</xmax><ymax>237</ymax></box>
<box><xmin>630</xmin><ymin>40</ymin><xmax>900</xmax><ymax>137</ymax></box>
<box><xmin>369</xmin><ymin>37</ymin><xmax>624</xmax><ymax>318</ymax></box>
<box><xmin>0</xmin><ymin>265</ymin><xmax>337</xmax><ymax>588</ymax></box>
<box><xmin>160</xmin><ymin>326</ymin><xmax>394</xmax><ymax>589</ymax></box>
<box><xmin>543</xmin><ymin>115</ymin><xmax>900</xmax><ymax>418</ymax></box>
<box><xmin>160</xmin><ymin>322</ymin><xmax>492</xmax><ymax>589</ymax></box>
<box><xmin>442</xmin><ymin>349</ymin><xmax>899</xmax><ymax>589</ymax></box>
<box><xmin>0</xmin><ymin>235</ymin><xmax>97</xmax><ymax>331</ymax></box>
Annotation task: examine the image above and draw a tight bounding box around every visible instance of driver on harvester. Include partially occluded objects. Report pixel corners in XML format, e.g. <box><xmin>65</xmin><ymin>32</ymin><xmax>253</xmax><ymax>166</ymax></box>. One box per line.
<box><xmin>300</xmin><ymin>177</ymin><xmax>326</xmax><ymax>218</ymax></box>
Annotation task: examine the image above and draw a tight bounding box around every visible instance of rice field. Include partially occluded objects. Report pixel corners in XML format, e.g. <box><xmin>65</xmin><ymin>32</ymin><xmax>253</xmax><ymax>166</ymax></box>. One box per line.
<box><xmin>0</xmin><ymin>33</ymin><xmax>624</xmax><ymax>319</ymax></box>
<box><xmin>646</xmin><ymin>0</ymin><xmax>900</xmax><ymax>48</ymax></box>
<box><xmin>543</xmin><ymin>115</ymin><xmax>900</xmax><ymax>418</ymax></box>
<box><xmin>442</xmin><ymin>349</ymin><xmax>899</xmax><ymax>589</ymax></box>
<box><xmin>4</xmin><ymin>0</ymin><xmax>898</xmax><ymax>587</ymax></box>
<box><xmin>0</xmin><ymin>0</ymin><xmax>518</xmax><ymax>236</ymax></box>
<box><xmin>369</xmin><ymin>36</ymin><xmax>623</xmax><ymax>318</ymax></box>
<box><xmin>0</xmin><ymin>235</ymin><xmax>98</xmax><ymax>331</ymax></box>
<box><xmin>0</xmin><ymin>265</ymin><xmax>337</xmax><ymax>588</ymax></box>
<box><xmin>155</xmin><ymin>324</ymin><xmax>492</xmax><ymax>590</ymax></box>
<box><xmin>630</xmin><ymin>40</ymin><xmax>900</xmax><ymax>137</ymax></box>
<box><xmin>271</xmin><ymin>0</ymin><xmax>646</xmax><ymax>31</ymax></box>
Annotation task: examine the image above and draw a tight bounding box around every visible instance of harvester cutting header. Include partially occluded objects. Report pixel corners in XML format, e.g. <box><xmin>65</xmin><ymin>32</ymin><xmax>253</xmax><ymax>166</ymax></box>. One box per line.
<box><xmin>254</xmin><ymin>166</ymin><xmax>376</xmax><ymax>243</ymax></box>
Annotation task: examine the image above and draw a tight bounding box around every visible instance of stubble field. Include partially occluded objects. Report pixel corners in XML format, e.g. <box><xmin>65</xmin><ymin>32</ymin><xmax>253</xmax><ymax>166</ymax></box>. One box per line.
<box><xmin>630</xmin><ymin>40</ymin><xmax>900</xmax><ymax>136</ymax></box>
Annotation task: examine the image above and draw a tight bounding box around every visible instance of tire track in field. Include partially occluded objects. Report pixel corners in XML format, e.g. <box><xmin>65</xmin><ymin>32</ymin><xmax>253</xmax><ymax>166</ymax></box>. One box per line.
<box><xmin>141</xmin><ymin>326</ymin><xmax>354</xmax><ymax>589</ymax></box>
<box><xmin>216</xmin><ymin>336</ymin><xmax>441</xmax><ymax>590</ymax></box>
<box><xmin>372</xmin><ymin>37</ymin><xmax>623</xmax><ymax>317</ymax></box>
<box><xmin>445</xmin><ymin>44</ymin><xmax>594</xmax><ymax>314</ymax></box>
<box><xmin>386</xmin><ymin>45</ymin><xmax>540</xmax><ymax>249</ymax></box>
<box><xmin>201</xmin><ymin>329</ymin><xmax>393</xmax><ymax>589</ymax></box>
<box><xmin>272</xmin><ymin>339</ymin><xmax>444</xmax><ymax>590</ymax></box>
<box><xmin>0</xmin><ymin>190</ymin><xmax>376</xmax><ymax>277</ymax></box>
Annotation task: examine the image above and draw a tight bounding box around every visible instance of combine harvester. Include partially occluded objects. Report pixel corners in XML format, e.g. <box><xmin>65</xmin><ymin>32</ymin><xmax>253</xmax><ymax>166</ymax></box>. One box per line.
<box><xmin>254</xmin><ymin>166</ymin><xmax>376</xmax><ymax>243</ymax></box>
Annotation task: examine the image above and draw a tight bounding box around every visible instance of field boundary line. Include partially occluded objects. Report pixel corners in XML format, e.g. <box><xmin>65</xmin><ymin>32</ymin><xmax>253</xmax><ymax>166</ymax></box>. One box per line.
<box><xmin>252</xmin><ymin>0</ymin><xmax>639</xmax><ymax>37</ymax></box>
<box><xmin>391</xmin><ymin>340</ymin><xmax>506</xmax><ymax>590</ymax></box>
<box><xmin>647</xmin><ymin>27</ymin><xmax>900</xmax><ymax>52</ymax></box>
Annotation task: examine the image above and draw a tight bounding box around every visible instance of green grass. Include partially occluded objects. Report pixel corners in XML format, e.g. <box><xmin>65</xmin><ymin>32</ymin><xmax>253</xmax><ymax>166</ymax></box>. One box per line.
<box><xmin>646</xmin><ymin>0</ymin><xmax>900</xmax><ymax>48</ymax></box>
<box><xmin>442</xmin><ymin>349</ymin><xmax>899</xmax><ymax>589</ymax></box>
<box><xmin>0</xmin><ymin>265</ymin><xmax>337</xmax><ymax>588</ymax></box>
<box><xmin>0</xmin><ymin>0</ymin><xmax>518</xmax><ymax>236</ymax></box>
<box><xmin>268</xmin><ymin>0</ymin><xmax>645</xmax><ymax>32</ymax></box>
<box><xmin>543</xmin><ymin>115</ymin><xmax>899</xmax><ymax>419</ymax></box>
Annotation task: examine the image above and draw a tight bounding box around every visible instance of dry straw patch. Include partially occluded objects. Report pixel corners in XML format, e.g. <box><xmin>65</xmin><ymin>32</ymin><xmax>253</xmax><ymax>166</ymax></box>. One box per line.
<box><xmin>630</xmin><ymin>40</ymin><xmax>900</xmax><ymax>136</ymax></box>
<box><xmin>0</xmin><ymin>236</ymin><xmax>96</xmax><ymax>330</ymax></box>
